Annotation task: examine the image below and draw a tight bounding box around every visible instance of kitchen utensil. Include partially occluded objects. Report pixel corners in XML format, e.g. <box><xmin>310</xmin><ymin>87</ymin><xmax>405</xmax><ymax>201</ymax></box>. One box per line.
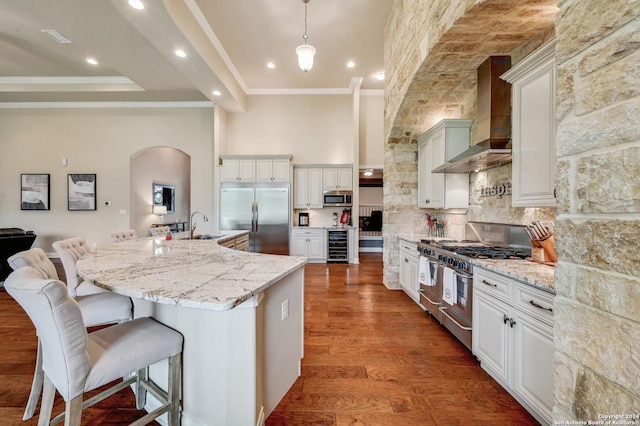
<box><xmin>532</xmin><ymin>221</ymin><xmax>549</xmax><ymax>239</ymax></box>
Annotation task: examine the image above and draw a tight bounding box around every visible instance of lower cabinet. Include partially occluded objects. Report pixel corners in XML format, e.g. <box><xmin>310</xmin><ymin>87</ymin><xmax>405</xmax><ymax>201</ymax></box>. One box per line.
<box><xmin>473</xmin><ymin>267</ymin><xmax>554</xmax><ymax>426</ymax></box>
<box><xmin>398</xmin><ymin>238</ymin><xmax>420</xmax><ymax>303</ymax></box>
<box><xmin>290</xmin><ymin>228</ymin><xmax>326</xmax><ymax>262</ymax></box>
<box><xmin>218</xmin><ymin>233</ymin><xmax>250</xmax><ymax>251</ymax></box>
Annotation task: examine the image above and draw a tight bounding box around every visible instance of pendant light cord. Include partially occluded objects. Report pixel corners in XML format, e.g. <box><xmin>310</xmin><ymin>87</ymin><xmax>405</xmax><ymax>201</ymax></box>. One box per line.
<box><xmin>303</xmin><ymin>0</ymin><xmax>309</xmax><ymax>44</ymax></box>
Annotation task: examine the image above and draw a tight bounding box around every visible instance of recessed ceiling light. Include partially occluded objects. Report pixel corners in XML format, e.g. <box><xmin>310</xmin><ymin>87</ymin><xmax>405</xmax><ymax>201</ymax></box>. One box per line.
<box><xmin>346</xmin><ymin>61</ymin><xmax>355</xmax><ymax>68</ymax></box>
<box><xmin>212</xmin><ymin>90</ymin><xmax>222</xmax><ymax>97</ymax></box>
<box><xmin>128</xmin><ymin>0</ymin><xmax>144</xmax><ymax>10</ymax></box>
<box><xmin>266</xmin><ymin>62</ymin><xmax>276</xmax><ymax>69</ymax></box>
<box><xmin>375</xmin><ymin>72</ymin><xmax>385</xmax><ymax>81</ymax></box>
<box><xmin>174</xmin><ymin>49</ymin><xmax>187</xmax><ymax>58</ymax></box>
<box><xmin>86</xmin><ymin>58</ymin><xmax>98</xmax><ymax>65</ymax></box>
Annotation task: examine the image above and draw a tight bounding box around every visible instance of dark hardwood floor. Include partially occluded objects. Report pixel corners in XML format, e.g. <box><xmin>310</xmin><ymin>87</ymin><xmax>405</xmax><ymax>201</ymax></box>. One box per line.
<box><xmin>0</xmin><ymin>253</ymin><xmax>537</xmax><ymax>425</ymax></box>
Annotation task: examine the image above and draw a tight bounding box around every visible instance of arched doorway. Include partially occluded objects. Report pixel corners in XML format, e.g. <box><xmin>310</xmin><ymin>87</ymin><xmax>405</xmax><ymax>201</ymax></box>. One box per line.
<box><xmin>130</xmin><ymin>147</ymin><xmax>191</xmax><ymax>237</ymax></box>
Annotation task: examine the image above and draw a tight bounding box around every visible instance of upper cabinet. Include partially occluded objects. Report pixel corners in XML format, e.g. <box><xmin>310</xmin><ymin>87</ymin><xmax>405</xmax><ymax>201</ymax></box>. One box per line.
<box><xmin>220</xmin><ymin>157</ymin><xmax>256</xmax><ymax>182</ymax></box>
<box><xmin>417</xmin><ymin>119</ymin><xmax>471</xmax><ymax>209</ymax></box>
<box><xmin>323</xmin><ymin>167</ymin><xmax>353</xmax><ymax>191</ymax></box>
<box><xmin>501</xmin><ymin>39</ymin><xmax>557</xmax><ymax>207</ymax></box>
<box><xmin>293</xmin><ymin>167</ymin><xmax>324</xmax><ymax>209</ymax></box>
<box><xmin>256</xmin><ymin>158</ymin><xmax>291</xmax><ymax>182</ymax></box>
<box><xmin>220</xmin><ymin>155</ymin><xmax>292</xmax><ymax>183</ymax></box>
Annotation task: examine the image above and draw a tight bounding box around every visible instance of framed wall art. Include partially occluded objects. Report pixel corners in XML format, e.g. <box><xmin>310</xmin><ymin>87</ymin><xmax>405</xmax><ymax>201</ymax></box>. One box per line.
<box><xmin>68</xmin><ymin>173</ymin><xmax>97</xmax><ymax>211</ymax></box>
<box><xmin>21</xmin><ymin>173</ymin><xmax>50</xmax><ymax>210</ymax></box>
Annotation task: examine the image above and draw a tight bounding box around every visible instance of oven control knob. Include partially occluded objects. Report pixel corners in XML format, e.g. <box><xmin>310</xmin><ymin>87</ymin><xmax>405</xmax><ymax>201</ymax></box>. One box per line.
<box><xmin>460</xmin><ymin>261</ymin><xmax>467</xmax><ymax>271</ymax></box>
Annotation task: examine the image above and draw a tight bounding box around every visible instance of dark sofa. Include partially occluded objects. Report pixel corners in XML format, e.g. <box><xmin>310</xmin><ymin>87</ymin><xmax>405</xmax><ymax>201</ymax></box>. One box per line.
<box><xmin>0</xmin><ymin>228</ymin><xmax>37</xmax><ymax>281</ymax></box>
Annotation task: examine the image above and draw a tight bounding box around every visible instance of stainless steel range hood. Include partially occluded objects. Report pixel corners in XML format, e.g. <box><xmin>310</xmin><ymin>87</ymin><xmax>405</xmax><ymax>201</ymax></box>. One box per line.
<box><xmin>433</xmin><ymin>56</ymin><xmax>512</xmax><ymax>173</ymax></box>
<box><xmin>432</xmin><ymin>138</ymin><xmax>512</xmax><ymax>173</ymax></box>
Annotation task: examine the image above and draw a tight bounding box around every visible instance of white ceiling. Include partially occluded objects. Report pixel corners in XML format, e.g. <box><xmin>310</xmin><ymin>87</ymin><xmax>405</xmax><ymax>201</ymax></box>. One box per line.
<box><xmin>0</xmin><ymin>0</ymin><xmax>392</xmax><ymax>111</ymax></box>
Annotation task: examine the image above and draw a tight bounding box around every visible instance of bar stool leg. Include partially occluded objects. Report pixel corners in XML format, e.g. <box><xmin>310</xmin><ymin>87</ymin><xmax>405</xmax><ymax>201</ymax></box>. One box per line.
<box><xmin>37</xmin><ymin>376</ymin><xmax>55</xmax><ymax>426</ymax></box>
<box><xmin>168</xmin><ymin>353</ymin><xmax>182</xmax><ymax>426</ymax></box>
<box><xmin>24</xmin><ymin>338</ymin><xmax>44</xmax><ymax>420</ymax></box>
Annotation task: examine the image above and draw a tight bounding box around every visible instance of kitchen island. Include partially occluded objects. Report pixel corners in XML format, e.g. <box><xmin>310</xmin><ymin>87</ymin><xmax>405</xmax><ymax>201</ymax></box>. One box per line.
<box><xmin>77</xmin><ymin>233</ymin><xmax>307</xmax><ymax>426</ymax></box>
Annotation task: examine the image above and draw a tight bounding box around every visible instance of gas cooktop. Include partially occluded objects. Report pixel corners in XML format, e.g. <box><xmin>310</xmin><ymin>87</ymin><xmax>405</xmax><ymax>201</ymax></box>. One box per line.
<box><xmin>418</xmin><ymin>239</ymin><xmax>531</xmax><ymax>260</ymax></box>
<box><xmin>448</xmin><ymin>245</ymin><xmax>531</xmax><ymax>260</ymax></box>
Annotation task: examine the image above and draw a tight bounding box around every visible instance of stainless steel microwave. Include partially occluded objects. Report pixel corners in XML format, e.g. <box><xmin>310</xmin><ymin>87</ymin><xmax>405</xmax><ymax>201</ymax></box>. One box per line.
<box><xmin>323</xmin><ymin>191</ymin><xmax>352</xmax><ymax>207</ymax></box>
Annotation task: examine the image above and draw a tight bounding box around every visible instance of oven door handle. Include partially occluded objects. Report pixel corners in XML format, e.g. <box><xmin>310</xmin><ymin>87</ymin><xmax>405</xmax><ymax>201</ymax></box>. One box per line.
<box><xmin>418</xmin><ymin>289</ymin><xmax>440</xmax><ymax>306</ymax></box>
<box><xmin>439</xmin><ymin>307</ymin><xmax>472</xmax><ymax>331</ymax></box>
<box><xmin>455</xmin><ymin>271</ymin><xmax>473</xmax><ymax>280</ymax></box>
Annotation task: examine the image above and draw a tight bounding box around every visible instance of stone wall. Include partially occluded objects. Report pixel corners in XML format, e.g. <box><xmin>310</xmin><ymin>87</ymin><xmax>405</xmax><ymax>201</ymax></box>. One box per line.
<box><xmin>383</xmin><ymin>0</ymin><xmax>640</xmax><ymax>419</ymax></box>
<box><xmin>383</xmin><ymin>0</ymin><xmax>556</xmax><ymax>289</ymax></box>
<box><xmin>553</xmin><ymin>0</ymin><xmax>640</xmax><ymax>421</ymax></box>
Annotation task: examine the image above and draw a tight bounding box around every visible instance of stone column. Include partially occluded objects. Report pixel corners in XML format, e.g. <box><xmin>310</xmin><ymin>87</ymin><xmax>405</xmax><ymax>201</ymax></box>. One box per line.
<box><xmin>553</xmin><ymin>0</ymin><xmax>640</xmax><ymax>420</ymax></box>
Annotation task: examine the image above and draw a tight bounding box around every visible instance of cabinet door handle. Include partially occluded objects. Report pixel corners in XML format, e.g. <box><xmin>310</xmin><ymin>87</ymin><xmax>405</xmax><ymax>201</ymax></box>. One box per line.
<box><xmin>529</xmin><ymin>300</ymin><xmax>553</xmax><ymax>312</ymax></box>
<box><xmin>404</xmin><ymin>258</ymin><xmax>409</xmax><ymax>263</ymax></box>
<box><xmin>509</xmin><ymin>318</ymin><xmax>516</xmax><ymax>328</ymax></box>
<box><xmin>482</xmin><ymin>279</ymin><xmax>497</xmax><ymax>288</ymax></box>
<box><xmin>503</xmin><ymin>314</ymin><xmax>509</xmax><ymax>324</ymax></box>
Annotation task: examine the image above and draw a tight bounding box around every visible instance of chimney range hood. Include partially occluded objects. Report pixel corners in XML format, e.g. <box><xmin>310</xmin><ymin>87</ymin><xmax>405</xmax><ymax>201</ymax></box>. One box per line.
<box><xmin>433</xmin><ymin>56</ymin><xmax>512</xmax><ymax>173</ymax></box>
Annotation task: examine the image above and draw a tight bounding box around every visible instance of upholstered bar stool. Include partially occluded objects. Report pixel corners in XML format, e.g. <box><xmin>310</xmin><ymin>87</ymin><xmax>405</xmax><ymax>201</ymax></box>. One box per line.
<box><xmin>149</xmin><ymin>226</ymin><xmax>171</xmax><ymax>237</ymax></box>
<box><xmin>52</xmin><ymin>237</ymin><xmax>106</xmax><ymax>296</ymax></box>
<box><xmin>106</xmin><ymin>229</ymin><xmax>139</xmax><ymax>244</ymax></box>
<box><xmin>5</xmin><ymin>267</ymin><xmax>183</xmax><ymax>426</ymax></box>
<box><xmin>7</xmin><ymin>247</ymin><xmax>132</xmax><ymax>420</ymax></box>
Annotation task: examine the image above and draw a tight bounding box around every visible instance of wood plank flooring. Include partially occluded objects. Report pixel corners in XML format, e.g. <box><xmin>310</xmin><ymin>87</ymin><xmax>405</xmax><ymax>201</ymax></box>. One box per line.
<box><xmin>266</xmin><ymin>254</ymin><xmax>538</xmax><ymax>426</ymax></box>
<box><xmin>0</xmin><ymin>253</ymin><xmax>537</xmax><ymax>425</ymax></box>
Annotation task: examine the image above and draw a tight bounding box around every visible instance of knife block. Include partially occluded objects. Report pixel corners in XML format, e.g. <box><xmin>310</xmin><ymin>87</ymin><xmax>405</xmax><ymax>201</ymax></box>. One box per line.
<box><xmin>531</xmin><ymin>235</ymin><xmax>557</xmax><ymax>263</ymax></box>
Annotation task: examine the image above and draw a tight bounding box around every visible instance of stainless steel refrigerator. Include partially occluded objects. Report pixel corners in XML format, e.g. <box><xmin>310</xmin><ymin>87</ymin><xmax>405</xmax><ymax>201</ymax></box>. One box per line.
<box><xmin>219</xmin><ymin>182</ymin><xmax>290</xmax><ymax>255</ymax></box>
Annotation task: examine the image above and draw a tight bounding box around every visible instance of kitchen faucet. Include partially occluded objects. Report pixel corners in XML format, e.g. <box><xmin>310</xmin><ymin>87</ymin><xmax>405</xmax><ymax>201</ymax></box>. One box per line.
<box><xmin>190</xmin><ymin>210</ymin><xmax>209</xmax><ymax>239</ymax></box>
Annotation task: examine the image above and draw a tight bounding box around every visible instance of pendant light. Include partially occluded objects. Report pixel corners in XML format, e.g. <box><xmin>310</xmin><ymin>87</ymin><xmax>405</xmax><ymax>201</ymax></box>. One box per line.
<box><xmin>295</xmin><ymin>0</ymin><xmax>316</xmax><ymax>72</ymax></box>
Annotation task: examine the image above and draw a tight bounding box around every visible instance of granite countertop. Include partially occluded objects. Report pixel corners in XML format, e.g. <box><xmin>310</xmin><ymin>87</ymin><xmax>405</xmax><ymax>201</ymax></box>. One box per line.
<box><xmin>472</xmin><ymin>258</ymin><xmax>556</xmax><ymax>294</ymax></box>
<box><xmin>397</xmin><ymin>234</ymin><xmax>556</xmax><ymax>294</ymax></box>
<box><xmin>292</xmin><ymin>226</ymin><xmax>355</xmax><ymax>229</ymax></box>
<box><xmin>76</xmin><ymin>235</ymin><xmax>307</xmax><ymax>312</ymax></box>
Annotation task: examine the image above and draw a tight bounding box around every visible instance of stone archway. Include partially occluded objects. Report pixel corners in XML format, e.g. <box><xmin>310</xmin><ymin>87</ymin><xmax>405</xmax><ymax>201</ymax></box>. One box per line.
<box><xmin>382</xmin><ymin>0</ymin><xmax>557</xmax><ymax>288</ymax></box>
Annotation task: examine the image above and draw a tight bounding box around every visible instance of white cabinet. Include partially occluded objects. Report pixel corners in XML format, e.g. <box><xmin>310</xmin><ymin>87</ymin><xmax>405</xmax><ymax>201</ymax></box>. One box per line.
<box><xmin>293</xmin><ymin>167</ymin><xmax>324</xmax><ymax>209</ymax></box>
<box><xmin>501</xmin><ymin>39</ymin><xmax>557</xmax><ymax>207</ymax></box>
<box><xmin>473</xmin><ymin>267</ymin><xmax>554</xmax><ymax>426</ymax></box>
<box><xmin>323</xmin><ymin>167</ymin><xmax>352</xmax><ymax>191</ymax></box>
<box><xmin>417</xmin><ymin>119</ymin><xmax>471</xmax><ymax>209</ymax></box>
<box><xmin>221</xmin><ymin>158</ymin><xmax>256</xmax><ymax>182</ymax></box>
<box><xmin>256</xmin><ymin>158</ymin><xmax>291</xmax><ymax>182</ymax></box>
<box><xmin>398</xmin><ymin>238</ymin><xmax>420</xmax><ymax>303</ymax></box>
<box><xmin>290</xmin><ymin>228</ymin><xmax>326</xmax><ymax>262</ymax></box>
<box><xmin>221</xmin><ymin>156</ymin><xmax>291</xmax><ymax>183</ymax></box>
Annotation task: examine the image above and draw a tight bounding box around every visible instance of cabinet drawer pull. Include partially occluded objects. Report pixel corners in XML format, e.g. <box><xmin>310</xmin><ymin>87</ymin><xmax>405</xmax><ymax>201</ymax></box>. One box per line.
<box><xmin>529</xmin><ymin>300</ymin><xmax>553</xmax><ymax>312</ymax></box>
<box><xmin>482</xmin><ymin>279</ymin><xmax>497</xmax><ymax>287</ymax></box>
<box><xmin>404</xmin><ymin>258</ymin><xmax>409</xmax><ymax>263</ymax></box>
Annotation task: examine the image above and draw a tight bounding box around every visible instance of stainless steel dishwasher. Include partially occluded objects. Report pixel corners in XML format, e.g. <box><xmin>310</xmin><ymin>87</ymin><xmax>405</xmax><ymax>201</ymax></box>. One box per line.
<box><xmin>327</xmin><ymin>229</ymin><xmax>348</xmax><ymax>262</ymax></box>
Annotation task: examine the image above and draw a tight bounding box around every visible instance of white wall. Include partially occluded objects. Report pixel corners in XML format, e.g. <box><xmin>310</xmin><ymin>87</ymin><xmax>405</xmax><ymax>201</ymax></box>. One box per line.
<box><xmin>224</xmin><ymin>95</ymin><xmax>354</xmax><ymax>164</ymax></box>
<box><xmin>0</xmin><ymin>106</ymin><xmax>215</xmax><ymax>250</ymax></box>
<box><xmin>359</xmin><ymin>94</ymin><xmax>385</xmax><ymax>166</ymax></box>
<box><xmin>359</xmin><ymin>187</ymin><xmax>383</xmax><ymax>205</ymax></box>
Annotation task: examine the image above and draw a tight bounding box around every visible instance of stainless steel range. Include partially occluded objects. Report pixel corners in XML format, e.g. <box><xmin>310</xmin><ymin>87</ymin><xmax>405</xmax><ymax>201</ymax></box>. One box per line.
<box><xmin>417</xmin><ymin>222</ymin><xmax>531</xmax><ymax>350</ymax></box>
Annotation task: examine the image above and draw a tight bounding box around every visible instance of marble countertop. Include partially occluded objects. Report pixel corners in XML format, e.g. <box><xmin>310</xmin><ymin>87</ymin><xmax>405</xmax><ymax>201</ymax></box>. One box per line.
<box><xmin>397</xmin><ymin>234</ymin><xmax>556</xmax><ymax>294</ymax></box>
<box><xmin>76</xmin><ymin>234</ymin><xmax>307</xmax><ymax>311</ymax></box>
